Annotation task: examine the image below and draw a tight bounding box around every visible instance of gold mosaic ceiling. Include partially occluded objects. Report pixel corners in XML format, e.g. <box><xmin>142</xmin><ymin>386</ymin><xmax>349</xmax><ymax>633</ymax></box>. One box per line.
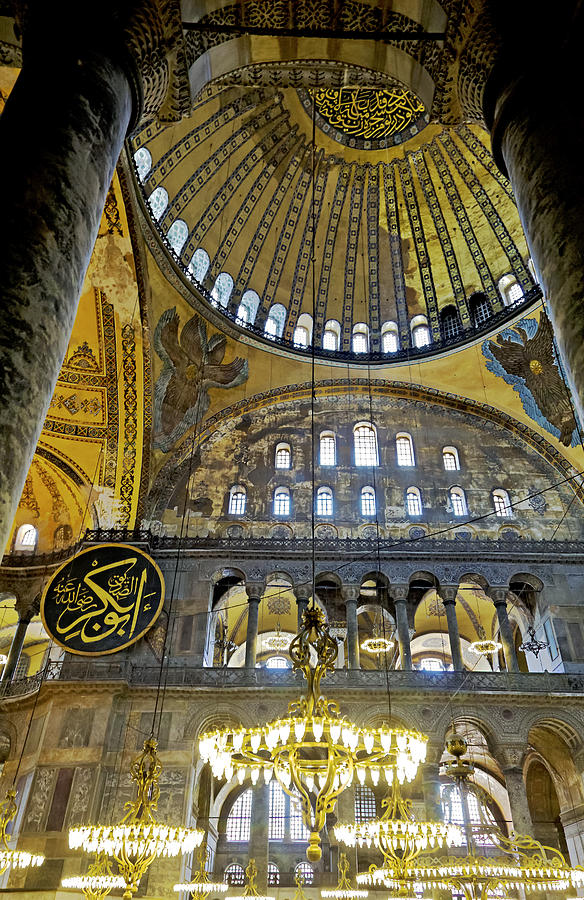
<box><xmin>130</xmin><ymin>81</ymin><xmax>536</xmax><ymax>359</ymax></box>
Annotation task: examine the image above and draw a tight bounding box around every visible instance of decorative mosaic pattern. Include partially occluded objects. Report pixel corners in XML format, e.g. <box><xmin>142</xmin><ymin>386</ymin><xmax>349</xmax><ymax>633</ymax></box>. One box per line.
<box><xmin>382</xmin><ymin>165</ymin><xmax>410</xmax><ymax>348</ymax></box>
<box><xmin>366</xmin><ymin>165</ymin><xmax>381</xmax><ymax>350</ymax></box>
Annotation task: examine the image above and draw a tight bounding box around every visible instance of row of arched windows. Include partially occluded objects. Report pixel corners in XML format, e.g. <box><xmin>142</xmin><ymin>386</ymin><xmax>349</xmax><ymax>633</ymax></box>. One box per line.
<box><xmin>228</xmin><ymin>483</ymin><xmax>513</xmax><ymax>519</ymax></box>
<box><xmin>274</xmin><ymin>434</ymin><xmax>460</xmax><ymax>471</ymax></box>
<box><xmin>136</xmin><ymin>150</ymin><xmax>532</xmax><ymax>348</ymax></box>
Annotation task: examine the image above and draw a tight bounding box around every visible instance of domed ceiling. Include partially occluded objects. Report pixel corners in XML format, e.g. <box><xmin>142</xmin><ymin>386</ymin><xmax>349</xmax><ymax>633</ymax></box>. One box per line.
<box><xmin>130</xmin><ymin>80</ymin><xmax>538</xmax><ymax>361</ymax></box>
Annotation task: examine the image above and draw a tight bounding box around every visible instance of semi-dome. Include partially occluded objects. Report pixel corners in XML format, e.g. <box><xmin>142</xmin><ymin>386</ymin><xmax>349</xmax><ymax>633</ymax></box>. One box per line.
<box><xmin>129</xmin><ymin>78</ymin><xmax>539</xmax><ymax>362</ymax></box>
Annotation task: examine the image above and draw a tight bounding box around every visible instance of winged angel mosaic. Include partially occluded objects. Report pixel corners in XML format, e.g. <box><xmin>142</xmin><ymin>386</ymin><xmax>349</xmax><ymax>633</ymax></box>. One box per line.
<box><xmin>153</xmin><ymin>308</ymin><xmax>248</xmax><ymax>452</ymax></box>
<box><xmin>482</xmin><ymin>314</ymin><xmax>577</xmax><ymax>446</ymax></box>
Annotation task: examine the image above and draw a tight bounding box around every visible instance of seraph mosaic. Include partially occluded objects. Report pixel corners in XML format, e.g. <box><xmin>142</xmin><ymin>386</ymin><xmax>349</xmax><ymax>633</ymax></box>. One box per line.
<box><xmin>482</xmin><ymin>315</ymin><xmax>578</xmax><ymax>446</ymax></box>
<box><xmin>153</xmin><ymin>309</ymin><xmax>248</xmax><ymax>452</ymax></box>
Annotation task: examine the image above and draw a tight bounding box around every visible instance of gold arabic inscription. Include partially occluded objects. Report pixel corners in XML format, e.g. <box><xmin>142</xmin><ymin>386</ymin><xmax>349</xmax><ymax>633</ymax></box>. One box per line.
<box><xmin>311</xmin><ymin>87</ymin><xmax>425</xmax><ymax>141</ymax></box>
<box><xmin>41</xmin><ymin>544</ymin><xmax>165</xmax><ymax>656</ymax></box>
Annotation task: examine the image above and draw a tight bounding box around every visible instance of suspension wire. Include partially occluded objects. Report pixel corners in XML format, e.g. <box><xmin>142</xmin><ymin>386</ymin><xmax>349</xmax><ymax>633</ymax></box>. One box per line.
<box><xmin>310</xmin><ymin>84</ymin><xmax>317</xmax><ymax>608</ymax></box>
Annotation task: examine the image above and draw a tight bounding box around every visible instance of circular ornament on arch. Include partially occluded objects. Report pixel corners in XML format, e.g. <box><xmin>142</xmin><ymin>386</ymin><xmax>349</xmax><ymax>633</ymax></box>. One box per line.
<box><xmin>315</xmin><ymin>524</ymin><xmax>338</xmax><ymax>540</ymax></box>
<box><xmin>41</xmin><ymin>543</ymin><xmax>164</xmax><ymax>656</ymax></box>
<box><xmin>270</xmin><ymin>524</ymin><xmax>294</xmax><ymax>539</ymax></box>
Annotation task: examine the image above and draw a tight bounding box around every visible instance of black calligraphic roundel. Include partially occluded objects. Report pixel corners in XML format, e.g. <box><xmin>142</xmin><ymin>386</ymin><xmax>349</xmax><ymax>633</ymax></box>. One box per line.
<box><xmin>41</xmin><ymin>544</ymin><xmax>165</xmax><ymax>656</ymax></box>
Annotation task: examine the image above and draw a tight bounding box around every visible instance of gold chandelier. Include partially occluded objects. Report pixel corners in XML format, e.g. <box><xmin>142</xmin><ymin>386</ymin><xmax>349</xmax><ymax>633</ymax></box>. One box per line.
<box><xmin>228</xmin><ymin>858</ymin><xmax>275</xmax><ymax>900</ymax></box>
<box><xmin>335</xmin><ymin>778</ymin><xmax>462</xmax><ymax>878</ymax></box>
<box><xmin>265</xmin><ymin>620</ymin><xmax>291</xmax><ymax>651</ymax></box>
<box><xmin>174</xmin><ymin>843</ymin><xmax>228</xmax><ymax>896</ymax></box>
<box><xmin>468</xmin><ymin>639</ymin><xmax>501</xmax><ymax>656</ymax></box>
<box><xmin>199</xmin><ymin>607</ymin><xmax>428</xmax><ymax>861</ymax></box>
<box><xmin>320</xmin><ymin>851</ymin><xmax>368</xmax><ymax>899</ymax></box>
<box><xmin>0</xmin><ymin>788</ymin><xmax>44</xmax><ymax>875</ymax></box>
<box><xmin>70</xmin><ymin>737</ymin><xmax>204</xmax><ymax>899</ymax></box>
<box><xmin>61</xmin><ymin>851</ymin><xmax>125</xmax><ymax>899</ymax></box>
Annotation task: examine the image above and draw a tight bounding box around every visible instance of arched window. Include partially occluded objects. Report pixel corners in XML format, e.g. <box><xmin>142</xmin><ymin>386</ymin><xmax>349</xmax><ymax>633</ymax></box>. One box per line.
<box><xmin>441</xmin><ymin>783</ymin><xmax>497</xmax><ymax>847</ymax></box>
<box><xmin>316</xmin><ymin>486</ymin><xmax>333</xmax><ymax>517</ymax></box>
<box><xmin>225</xmin><ymin>864</ymin><xmax>246</xmax><ymax>885</ymax></box>
<box><xmin>411</xmin><ymin>315</ymin><xmax>431</xmax><ymax>348</ymax></box>
<box><xmin>354</xmin><ymin>423</ymin><xmax>378</xmax><ymax>467</ymax></box>
<box><xmin>323</xmin><ymin>319</ymin><xmax>341</xmax><ymax>351</ymax></box>
<box><xmin>14</xmin><ymin>524</ymin><xmax>37</xmax><ymax>552</ymax></box>
<box><xmin>493</xmin><ymin>488</ymin><xmax>512</xmax><ymax>517</ymax></box>
<box><xmin>381</xmin><ymin>321</ymin><xmax>399</xmax><ymax>353</ymax></box>
<box><xmin>228</xmin><ymin>485</ymin><xmax>246</xmax><ymax>516</ymax></box>
<box><xmin>355</xmin><ymin>785</ymin><xmax>376</xmax><ymax>823</ymax></box>
<box><xmin>352</xmin><ymin>323</ymin><xmax>369</xmax><ymax>354</ymax></box>
<box><xmin>274</xmin><ymin>487</ymin><xmax>290</xmax><ymax>517</ymax></box>
<box><xmin>295</xmin><ymin>862</ymin><xmax>314</xmax><ymax>885</ymax></box>
<box><xmin>211</xmin><ymin>272</ymin><xmax>234</xmax><ymax>309</ymax></box>
<box><xmin>265</xmin><ymin>655</ymin><xmax>289</xmax><ymax>669</ymax></box>
<box><xmin>148</xmin><ymin>186</ymin><xmax>168</xmax><ymax>221</ymax></box>
<box><xmin>442</xmin><ymin>447</ymin><xmax>460</xmax><ymax>471</ymax></box>
<box><xmin>294</xmin><ymin>313</ymin><xmax>313</xmax><ymax>348</ymax></box>
<box><xmin>269</xmin><ymin>782</ymin><xmax>308</xmax><ymax>840</ymax></box>
<box><xmin>226</xmin><ymin>790</ymin><xmax>252</xmax><ymax>842</ymax></box>
<box><xmin>237</xmin><ymin>290</ymin><xmax>260</xmax><ymax>325</ymax></box>
<box><xmin>188</xmin><ymin>248</ymin><xmax>210</xmax><ymax>283</ymax></box>
<box><xmin>450</xmin><ymin>487</ymin><xmax>467</xmax><ymax>517</ymax></box>
<box><xmin>167</xmin><ymin>219</ymin><xmax>189</xmax><ymax>256</ymax></box>
<box><xmin>440</xmin><ymin>305</ymin><xmax>462</xmax><ymax>340</ymax></box>
<box><xmin>498</xmin><ymin>274</ymin><xmax>524</xmax><ymax>307</ymax></box>
<box><xmin>406</xmin><ymin>487</ymin><xmax>422</xmax><ymax>517</ymax></box>
<box><xmin>265</xmin><ymin>304</ymin><xmax>286</xmax><ymax>339</ymax></box>
<box><xmin>133</xmin><ymin>147</ymin><xmax>152</xmax><ymax>181</ymax></box>
<box><xmin>275</xmin><ymin>443</ymin><xmax>291</xmax><ymax>469</ymax></box>
<box><xmin>268</xmin><ymin>863</ymin><xmax>280</xmax><ymax>886</ymax></box>
<box><xmin>320</xmin><ymin>432</ymin><xmax>336</xmax><ymax>467</ymax></box>
<box><xmin>469</xmin><ymin>292</ymin><xmax>492</xmax><ymax>327</ymax></box>
<box><xmin>396</xmin><ymin>433</ymin><xmax>415</xmax><ymax>467</ymax></box>
<box><xmin>361</xmin><ymin>486</ymin><xmax>376</xmax><ymax>517</ymax></box>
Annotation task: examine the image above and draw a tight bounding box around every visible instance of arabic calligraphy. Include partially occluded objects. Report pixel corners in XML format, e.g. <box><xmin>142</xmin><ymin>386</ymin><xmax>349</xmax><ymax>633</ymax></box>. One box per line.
<box><xmin>311</xmin><ymin>87</ymin><xmax>425</xmax><ymax>141</ymax></box>
<box><xmin>41</xmin><ymin>544</ymin><xmax>164</xmax><ymax>656</ymax></box>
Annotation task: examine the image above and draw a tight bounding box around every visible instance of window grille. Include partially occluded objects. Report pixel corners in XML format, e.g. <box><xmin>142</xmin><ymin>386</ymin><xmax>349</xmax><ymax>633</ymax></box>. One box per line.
<box><xmin>226</xmin><ymin>791</ymin><xmax>252</xmax><ymax>842</ymax></box>
<box><xmin>361</xmin><ymin>487</ymin><xmax>376</xmax><ymax>517</ymax></box>
<box><xmin>354</xmin><ymin>425</ymin><xmax>378</xmax><ymax>467</ymax></box>
<box><xmin>316</xmin><ymin>487</ymin><xmax>333</xmax><ymax>517</ymax></box>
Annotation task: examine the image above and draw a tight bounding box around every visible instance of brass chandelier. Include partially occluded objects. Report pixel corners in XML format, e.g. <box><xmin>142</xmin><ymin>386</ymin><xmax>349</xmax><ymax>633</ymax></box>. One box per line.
<box><xmin>61</xmin><ymin>851</ymin><xmax>125</xmax><ymax>899</ymax></box>
<box><xmin>321</xmin><ymin>851</ymin><xmax>368</xmax><ymax>899</ymax></box>
<box><xmin>70</xmin><ymin>736</ymin><xmax>204</xmax><ymax>899</ymax></box>
<box><xmin>199</xmin><ymin>606</ymin><xmax>427</xmax><ymax>861</ymax></box>
<box><xmin>335</xmin><ymin>778</ymin><xmax>462</xmax><ymax>880</ymax></box>
<box><xmin>174</xmin><ymin>843</ymin><xmax>228</xmax><ymax>896</ymax></box>
<box><xmin>0</xmin><ymin>788</ymin><xmax>44</xmax><ymax>875</ymax></box>
<box><xmin>228</xmin><ymin>858</ymin><xmax>275</xmax><ymax>900</ymax></box>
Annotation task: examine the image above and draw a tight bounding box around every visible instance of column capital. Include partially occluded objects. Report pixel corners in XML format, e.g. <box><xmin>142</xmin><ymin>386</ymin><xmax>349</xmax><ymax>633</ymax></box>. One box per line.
<box><xmin>440</xmin><ymin>586</ymin><xmax>459</xmax><ymax>605</ymax></box>
<box><xmin>342</xmin><ymin>585</ymin><xmax>360</xmax><ymax>604</ymax></box>
<box><xmin>391</xmin><ymin>585</ymin><xmax>408</xmax><ymax>603</ymax></box>
<box><xmin>488</xmin><ymin>587</ymin><xmax>508</xmax><ymax>606</ymax></box>
<box><xmin>500</xmin><ymin>745</ymin><xmax>526</xmax><ymax>771</ymax></box>
<box><xmin>294</xmin><ymin>584</ymin><xmax>312</xmax><ymax>603</ymax></box>
<box><xmin>245</xmin><ymin>583</ymin><xmax>263</xmax><ymax>602</ymax></box>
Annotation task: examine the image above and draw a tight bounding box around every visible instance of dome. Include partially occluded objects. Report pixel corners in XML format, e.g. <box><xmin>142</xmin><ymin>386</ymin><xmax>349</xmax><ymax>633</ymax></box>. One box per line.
<box><xmin>130</xmin><ymin>81</ymin><xmax>540</xmax><ymax>362</ymax></box>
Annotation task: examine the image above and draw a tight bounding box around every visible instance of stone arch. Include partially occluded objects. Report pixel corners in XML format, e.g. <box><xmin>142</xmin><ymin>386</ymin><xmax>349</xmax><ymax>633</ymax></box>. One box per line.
<box><xmin>527</xmin><ymin>717</ymin><xmax>584</xmax><ymax>812</ymax></box>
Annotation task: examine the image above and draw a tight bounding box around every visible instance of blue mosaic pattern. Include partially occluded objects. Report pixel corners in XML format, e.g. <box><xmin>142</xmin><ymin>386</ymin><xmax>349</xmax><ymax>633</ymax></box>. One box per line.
<box><xmin>340</xmin><ymin>166</ymin><xmax>365</xmax><ymax>345</ymax></box>
<box><xmin>382</xmin><ymin>164</ymin><xmax>410</xmax><ymax>348</ymax></box>
<box><xmin>366</xmin><ymin>165</ymin><xmax>381</xmax><ymax>351</ymax></box>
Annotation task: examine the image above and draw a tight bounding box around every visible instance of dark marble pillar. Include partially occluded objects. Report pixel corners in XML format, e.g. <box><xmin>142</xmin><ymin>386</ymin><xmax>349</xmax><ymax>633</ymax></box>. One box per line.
<box><xmin>294</xmin><ymin>584</ymin><xmax>311</xmax><ymax>632</ymax></box>
<box><xmin>503</xmin><ymin>763</ymin><xmax>533</xmax><ymax>835</ymax></box>
<box><xmin>0</xmin><ymin>7</ymin><xmax>138</xmax><ymax>554</ymax></box>
<box><xmin>485</xmin><ymin>8</ymin><xmax>584</xmax><ymax>421</ymax></box>
<box><xmin>1</xmin><ymin>609</ymin><xmax>33</xmax><ymax>683</ymax></box>
<box><xmin>490</xmin><ymin>589</ymin><xmax>520</xmax><ymax>673</ymax></box>
<box><xmin>249</xmin><ymin>781</ymin><xmax>270</xmax><ymax>892</ymax></box>
<box><xmin>343</xmin><ymin>586</ymin><xmax>360</xmax><ymax>670</ymax></box>
<box><xmin>392</xmin><ymin>586</ymin><xmax>412</xmax><ymax>671</ymax></box>
<box><xmin>245</xmin><ymin>583</ymin><xmax>263</xmax><ymax>669</ymax></box>
<box><xmin>441</xmin><ymin>587</ymin><xmax>464</xmax><ymax>671</ymax></box>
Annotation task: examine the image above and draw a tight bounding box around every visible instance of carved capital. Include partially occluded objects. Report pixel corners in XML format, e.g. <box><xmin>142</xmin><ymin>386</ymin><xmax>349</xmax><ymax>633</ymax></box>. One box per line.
<box><xmin>294</xmin><ymin>584</ymin><xmax>312</xmax><ymax>603</ymax></box>
<box><xmin>342</xmin><ymin>585</ymin><xmax>360</xmax><ymax>605</ymax></box>
<box><xmin>488</xmin><ymin>587</ymin><xmax>508</xmax><ymax>606</ymax></box>
<box><xmin>501</xmin><ymin>745</ymin><xmax>525</xmax><ymax>770</ymax></box>
<box><xmin>440</xmin><ymin>585</ymin><xmax>458</xmax><ymax>605</ymax></box>
<box><xmin>391</xmin><ymin>585</ymin><xmax>408</xmax><ymax>603</ymax></box>
<box><xmin>245</xmin><ymin>582</ymin><xmax>263</xmax><ymax>602</ymax></box>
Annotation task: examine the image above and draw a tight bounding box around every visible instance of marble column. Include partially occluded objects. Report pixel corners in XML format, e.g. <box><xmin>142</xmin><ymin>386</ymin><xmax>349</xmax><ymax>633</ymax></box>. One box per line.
<box><xmin>440</xmin><ymin>587</ymin><xmax>464</xmax><ymax>671</ymax></box>
<box><xmin>422</xmin><ymin>754</ymin><xmax>444</xmax><ymax>821</ymax></box>
<box><xmin>392</xmin><ymin>586</ymin><xmax>412</xmax><ymax>671</ymax></box>
<box><xmin>249</xmin><ymin>780</ymin><xmax>270</xmax><ymax>893</ymax></box>
<box><xmin>343</xmin><ymin>586</ymin><xmax>360</xmax><ymax>670</ymax></box>
<box><xmin>245</xmin><ymin>584</ymin><xmax>263</xmax><ymax>669</ymax></box>
<box><xmin>1</xmin><ymin>609</ymin><xmax>33</xmax><ymax>683</ymax></box>
<box><xmin>502</xmin><ymin>760</ymin><xmax>533</xmax><ymax>836</ymax></box>
<box><xmin>0</xmin><ymin>6</ymin><xmax>144</xmax><ymax>554</ymax></box>
<box><xmin>294</xmin><ymin>584</ymin><xmax>311</xmax><ymax>632</ymax></box>
<box><xmin>485</xmin><ymin>19</ymin><xmax>584</xmax><ymax>423</ymax></box>
<box><xmin>490</xmin><ymin>590</ymin><xmax>520</xmax><ymax>673</ymax></box>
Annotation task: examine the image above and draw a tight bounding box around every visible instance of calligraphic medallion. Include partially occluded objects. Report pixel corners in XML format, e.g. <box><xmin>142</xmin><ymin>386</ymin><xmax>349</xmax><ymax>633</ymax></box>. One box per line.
<box><xmin>41</xmin><ymin>544</ymin><xmax>164</xmax><ymax>656</ymax></box>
